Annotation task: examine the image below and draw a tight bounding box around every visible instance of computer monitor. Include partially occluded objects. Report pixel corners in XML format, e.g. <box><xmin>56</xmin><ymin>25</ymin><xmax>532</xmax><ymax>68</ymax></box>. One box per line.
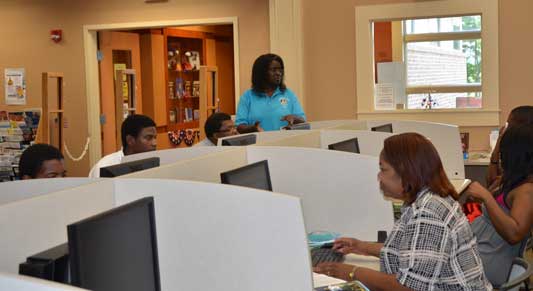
<box><xmin>284</xmin><ymin>122</ymin><xmax>311</xmax><ymax>130</ymax></box>
<box><xmin>68</xmin><ymin>197</ymin><xmax>161</xmax><ymax>291</ymax></box>
<box><xmin>19</xmin><ymin>243</ymin><xmax>69</xmax><ymax>284</ymax></box>
<box><xmin>100</xmin><ymin>157</ymin><xmax>160</xmax><ymax>177</ymax></box>
<box><xmin>371</xmin><ymin>123</ymin><xmax>393</xmax><ymax>133</ymax></box>
<box><xmin>327</xmin><ymin>137</ymin><xmax>360</xmax><ymax>154</ymax></box>
<box><xmin>220</xmin><ymin>160</ymin><xmax>272</xmax><ymax>191</ymax></box>
<box><xmin>221</xmin><ymin>134</ymin><xmax>257</xmax><ymax>146</ymax></box>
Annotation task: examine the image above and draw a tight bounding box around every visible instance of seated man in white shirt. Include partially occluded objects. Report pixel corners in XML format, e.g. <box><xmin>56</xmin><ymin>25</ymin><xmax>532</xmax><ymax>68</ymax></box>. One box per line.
<box><xmin>89</xmin><ymin>114</ymin><xmax>157</xmax><ymax>177</ymax></box>
<box><xmin>196</xmin><ymin>112</ymin><xmax>238</xmax><ymax>146</ymax></box>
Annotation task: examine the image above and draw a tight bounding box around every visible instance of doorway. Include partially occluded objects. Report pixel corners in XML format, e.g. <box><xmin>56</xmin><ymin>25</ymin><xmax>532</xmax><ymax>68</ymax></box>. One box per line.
<box><xmin>84</xmin><ymin>18</ymin><xmax>240</xmax><ymax>163</ymax></box>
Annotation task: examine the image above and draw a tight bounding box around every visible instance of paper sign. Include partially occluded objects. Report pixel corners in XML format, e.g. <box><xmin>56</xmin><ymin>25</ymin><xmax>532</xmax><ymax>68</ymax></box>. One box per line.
<box><xmin>374</xmin><ymin>83</ymin><xmax>394</xmax><ymax>110</ymax></box>
<box><xmin>5</xmin><ymin>68</ymin><xmax>26</xmax><ymax>105</ymax></box>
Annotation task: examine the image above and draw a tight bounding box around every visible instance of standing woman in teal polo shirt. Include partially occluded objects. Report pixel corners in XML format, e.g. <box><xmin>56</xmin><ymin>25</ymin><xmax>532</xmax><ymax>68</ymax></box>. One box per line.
<box><xmin>236</xmin><ymin>54</ymin><xmax>306</xmax><ymax>132</ymax></box>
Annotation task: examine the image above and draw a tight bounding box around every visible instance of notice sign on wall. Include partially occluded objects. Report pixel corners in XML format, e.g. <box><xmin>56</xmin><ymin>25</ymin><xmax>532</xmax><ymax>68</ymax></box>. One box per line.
<box><xmin>4</xmin><ymin>68</ymin><xmax>26</xmax><ymax>105</ymax></box>
<box><xmin>374</xmin><ymin>83</ymin><xmax>394</xmax><ymax>110</ymax></box>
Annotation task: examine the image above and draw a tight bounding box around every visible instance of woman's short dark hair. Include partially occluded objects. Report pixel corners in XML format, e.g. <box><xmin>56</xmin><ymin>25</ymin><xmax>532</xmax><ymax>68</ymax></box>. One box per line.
<box><xmin>508</xmin><ymin>105</ymin><xmax>533</xmax><ymax>126</ymax></box>
<box><xmin>121</xmin><ymin>114</ymin><xmax>156</xmax><ymax>150</ymax></box>
<box><xmin>251</xmin><ymin>53</ymin><xmax>286</xmax><ymax>93</ymax></box>
<box><xmin>500</xmin><ymin>124</ymin><xmax>533</xmax><ymax>194</ymax></box>
<box><xmin>382</xmin><ymin>133</ymin><xmax>458</xmax><ymax>203</ymax></box>
<box><xmin>204</xmin><ymin>112</ymin><xmax>231</xmax><ymax>138</ymax></box>
<box><xmin>19</xmin><ymin>143</ymin><xmax>64</xmax><ymax>178</ymax></box>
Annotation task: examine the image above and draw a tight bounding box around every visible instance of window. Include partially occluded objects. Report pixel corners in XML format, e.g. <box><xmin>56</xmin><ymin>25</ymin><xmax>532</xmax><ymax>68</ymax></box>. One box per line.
<box><xmin>404</xmin><ymin>15</ymin><xmax>482</xmax><ymax>109</ymax></box>
<box><xmin>374</xmin><ymin>15</ymin><xmax>482</xmax><ymax>110</ymax></box>
<box><xmin>355</xmin><ymin>0</ymin><xmax>499</xmax><ymax>126</ymax></box>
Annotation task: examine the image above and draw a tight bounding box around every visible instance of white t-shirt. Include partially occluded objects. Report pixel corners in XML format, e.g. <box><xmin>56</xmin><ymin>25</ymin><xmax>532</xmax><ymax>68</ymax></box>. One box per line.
<box><xmin>88</xmin><ymin>150</ymin><xmax>124</xmax><ymax>178</ymax></box>
<box><xmin>195</xmin><ymin>138</ymin><xmax>216</xmax><ymax>147</ymax></box>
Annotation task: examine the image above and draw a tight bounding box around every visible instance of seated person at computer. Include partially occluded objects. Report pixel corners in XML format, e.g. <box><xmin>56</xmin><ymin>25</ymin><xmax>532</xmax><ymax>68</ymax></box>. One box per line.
<box><xmin>465</xmin><ymin>124</ymin><xmax>533</xmax><ymax>287</ymax></box>
<box><xmin>314</xmin><ymin>133</ymin><xmax>491</xmax><ymax>291</ymax></box>
<box><xmin>196</xmin><ymin>112</ymin><xmax>238</xmax><ymax>146</ymax></box>
<box><xmin>89</xmin><ymin>114</ymin><xmax>157</xmax><ymax>177</ymax></box>
<box><xmin>487</xmin><ymin>105</ymin><xmax>533</xmax><ymax>190</ymax></box>
<box><xmin>19</xmin><ymin>143</ymin><xmax>66</xmax><ymax>179</ymax></box>
<box><xmin>235</xmin><ymin>53</ymin><xmax>305</xmax><ymax>133</ymax></box>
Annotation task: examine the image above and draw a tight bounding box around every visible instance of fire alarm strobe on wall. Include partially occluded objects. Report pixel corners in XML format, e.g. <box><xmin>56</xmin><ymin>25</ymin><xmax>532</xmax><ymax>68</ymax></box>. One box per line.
<box><xmin>50</xmin><ymin>29</ymin><xmax>62</xmax><ymax>43</ymax></box>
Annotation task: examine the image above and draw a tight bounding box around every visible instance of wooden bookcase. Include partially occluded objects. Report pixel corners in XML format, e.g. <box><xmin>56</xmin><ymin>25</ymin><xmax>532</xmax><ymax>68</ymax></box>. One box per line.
<box><xmin>140</xmin><ymin>28</ymin><xmax>219</xmax><ymax>148</ymax></box>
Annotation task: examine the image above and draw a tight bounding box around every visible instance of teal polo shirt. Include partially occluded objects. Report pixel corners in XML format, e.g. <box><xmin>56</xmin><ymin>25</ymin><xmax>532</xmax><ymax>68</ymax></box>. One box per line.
<box><xmin>235</xmin><ymin>87</ymin><xmax>306</xmax><ymax>131</ymax></box>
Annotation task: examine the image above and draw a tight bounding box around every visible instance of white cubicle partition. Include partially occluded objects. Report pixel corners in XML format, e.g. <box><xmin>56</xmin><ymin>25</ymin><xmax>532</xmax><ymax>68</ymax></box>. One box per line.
<box><xmin>0</xmin><ymin>178</ymin><xmax>313</xmax><ymax>291</ymax></box>
<box><xmin>123</xmin><ymin>148</ymin><xmax>247</xmax><ymax>182</ymax></box>
<box><xmin>0</xmin><ymin>179</ymin><xmax>115</xmax><ymax>274</ymax></box>
<box><xmin>256</xmin><ymin>130</ymin><xmax>321</xmax><ymax>147</ymax></box>
<box><xmin>0</xmin><ymin>273</ymin><xmax>89</xmax><ymax>291</ymax></box>
<box><xmin>366</xmin><ymin>120</ymin><xmax>465</xmax><ymax>179</ymax></box>
<box><xmin>121</xmin><ymin>146</ymin><xmax>231</xmax><ymax>165</ymax></box>
<box><xmin>314</xmin><ymin>119</ymin><xmax>465</xmax><ymax>179</ymax></box>
<box><xmin>246</xmin><ymin>146</ymin><xmax>394</xmax><ymax>241</ymax></box>
<box><xmin>216</xmin><ymin>130</ymin><xmax>311</xmax><ymax>146</ymax></box>
<box><xmin>320</xmin><ymin>130</ymin><xmax>393</xmax><ymax>157</ymax></box>
<box><xmin>0</xmin><ymin>178</ymin><xmax>100</xmax><ymax>205</ymax></box>
<box><xmin>114</xmin><ymin>179</ymin><xmax>313</xmax><ymax>291</ymax></box>
<box><xmin>119</xmin><ymin>145</ymin><xmax>394</xmax><ymax>241</ymax></box>
<box><xmin>309</xmin><ymin>119</ymin><xmax>366</xmax><ymax>130</ymax></box>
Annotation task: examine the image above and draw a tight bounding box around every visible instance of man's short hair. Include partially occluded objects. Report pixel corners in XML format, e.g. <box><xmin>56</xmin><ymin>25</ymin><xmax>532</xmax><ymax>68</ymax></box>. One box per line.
<box><xmin>204</xmin><ymin>112</ymin><xmax>232</xmax><ymax>138</ymax></box>
<box><xmin>121</xmin><ymin>114</ymin><xmax>156</xmax><ymax>150</ymax></box>
<box><xmin>19</xmin><ymin>143</ymin><xmax>64</xmax><ymax>178</ymax></box>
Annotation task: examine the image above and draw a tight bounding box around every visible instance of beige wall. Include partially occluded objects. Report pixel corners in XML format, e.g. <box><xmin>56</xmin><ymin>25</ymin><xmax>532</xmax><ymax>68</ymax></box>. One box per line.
<box><xmin>302</xmin><ymin>0</ymin><xmax>533</xmax><ymax>150</ymax></box>
<box><xmin>0</xmin><ymin>0</ymin><xmax>269</xmax><ymax>176</ymax></box>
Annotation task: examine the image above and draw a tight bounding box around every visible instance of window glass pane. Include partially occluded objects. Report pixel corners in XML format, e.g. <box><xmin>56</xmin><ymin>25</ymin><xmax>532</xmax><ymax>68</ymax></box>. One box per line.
<box><xmin>406</xmin><ymin>39</ymin><xmax>482</xmax><ymax>86</ymax></box>
<box><xmin>407</xmin><ymin>92</ymin><xmax>482</xmax><ymax>109</ymax></box>
<box><xmin>405</xmin><ymin>15</ymin><xmax>481</xmax><ymax>34</ymax></box>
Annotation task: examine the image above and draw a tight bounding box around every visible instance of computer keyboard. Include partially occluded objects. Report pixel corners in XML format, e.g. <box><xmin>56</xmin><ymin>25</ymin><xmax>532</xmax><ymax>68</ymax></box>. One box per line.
<box><xmin>311</xmin><ymin>247</ymin><xmax>344</xmax><ymax>267</ymax></box>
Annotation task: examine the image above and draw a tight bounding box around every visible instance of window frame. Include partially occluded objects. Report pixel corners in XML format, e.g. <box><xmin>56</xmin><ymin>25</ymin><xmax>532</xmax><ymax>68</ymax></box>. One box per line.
<box><xmin>355</xmin><ymin>0</ymin><xmax>499</xmax><ymax>126</ymax></box>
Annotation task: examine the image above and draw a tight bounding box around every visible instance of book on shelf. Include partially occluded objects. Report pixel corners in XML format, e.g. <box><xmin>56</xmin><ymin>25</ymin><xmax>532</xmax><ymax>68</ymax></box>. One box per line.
<box><xmin>184</xmin><ymin>81</ymin><xmax>192</xmax><ymax>98</ymax></box>
<box><xmin>192</xmin><ymin>81</ymin><xmax>200</xmax><ymax>97</ymax></box>
<box><xmin>168</xmin><ymin>82</ymin><xmax>175</xmax><ymax>99</ymax></box>
<box><xmin>175</xmin><ymin>78</ymin><xmax>184</xmax><ymax>99</ymax></box>
<box><xmin>169</xmin><ymin>109</ymin><xmax>176</xmax><ymax>123</ymax></box>
<box><xmin>193</xmin><ymin>109</ymin><xmax>199</xmax><ymax>121</ymax></box>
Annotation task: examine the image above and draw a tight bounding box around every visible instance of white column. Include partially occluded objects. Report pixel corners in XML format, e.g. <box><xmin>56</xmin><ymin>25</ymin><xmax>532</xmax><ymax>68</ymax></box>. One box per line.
<box><xmin>269</xmin><ymin>0</ymin><xmax>305</xmax><ymax>108</ymax></box>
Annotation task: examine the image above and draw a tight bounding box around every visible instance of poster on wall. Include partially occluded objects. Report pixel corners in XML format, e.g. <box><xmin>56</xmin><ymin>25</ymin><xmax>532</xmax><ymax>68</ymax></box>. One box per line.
<box><xmin>4</xmin><ymin>68</ymin><xmax>26</xmax><ymax>105</ymax></box>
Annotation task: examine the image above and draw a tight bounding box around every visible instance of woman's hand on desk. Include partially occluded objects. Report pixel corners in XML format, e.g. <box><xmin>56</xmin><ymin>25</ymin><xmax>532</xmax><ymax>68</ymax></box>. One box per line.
<box><xmin>314</xmin><ymin>262</ymin><xmax>356</xmax><ymax>281</ymax></box>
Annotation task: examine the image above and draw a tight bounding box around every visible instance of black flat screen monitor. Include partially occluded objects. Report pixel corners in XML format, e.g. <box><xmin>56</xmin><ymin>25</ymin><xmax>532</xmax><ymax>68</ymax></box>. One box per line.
<box><xmin>221</xmin><ymin>134</ymin><xmax>257</xmax><ymax>146</ymax></box>
<box><xmin>285</xmin><ymin>123</ymin><xmax>311</xmax><ymax>130</ymax></box>
<box><xmin>220</xmin><ymin>160</ymin><xmax>272</xmax><ymax>191</ymax></box>
<box><xmin>100</xmin><ymin>157</ymin><xmax>160</xmax><ymax>177</ymax></box>
<box><xmin>68</xmin><ymin>197</ymin><xmax>161</xmax><ymax>291</ymax></box>
<box><xmin>327</xmin><ymin>137</ymin><xmax>360</xmax><ymax>154</ymax></box>
<box><xmin>371</xmin><ymin>123</ymin><xmax>393</xmax><ymax>133</ymax></box>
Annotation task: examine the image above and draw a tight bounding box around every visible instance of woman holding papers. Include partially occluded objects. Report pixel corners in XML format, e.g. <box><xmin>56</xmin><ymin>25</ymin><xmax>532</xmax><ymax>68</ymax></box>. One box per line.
<box><xmin>314</xmin><ymin>133</ymin><xmax>491</xmax><ymax>291</ymax></box>
<box><xmin>466</xmin><ymin>124</ymin><xmax>533</xmax><ymax>286</ymax></box>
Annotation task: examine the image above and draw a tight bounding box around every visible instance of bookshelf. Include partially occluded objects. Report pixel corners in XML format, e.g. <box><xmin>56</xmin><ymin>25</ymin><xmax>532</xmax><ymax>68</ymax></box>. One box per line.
<box><xmin>163</xmin><ymin>28</ymin><xmax>219</xmax><ymax>146</ymax></box>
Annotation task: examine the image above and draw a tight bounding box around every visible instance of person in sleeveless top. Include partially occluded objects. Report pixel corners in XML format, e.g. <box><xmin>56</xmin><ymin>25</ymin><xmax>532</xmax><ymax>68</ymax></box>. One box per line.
<box><xmin>466</xmin><ymin>124</ymin><xmax>533</xmax><ymax>286</ymax></box>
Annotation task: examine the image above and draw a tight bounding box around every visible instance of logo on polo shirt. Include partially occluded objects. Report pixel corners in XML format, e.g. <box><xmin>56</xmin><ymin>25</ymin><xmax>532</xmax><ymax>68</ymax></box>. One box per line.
<box><xmin>279</xmin><ymin>97</ymin><xmax>288</xmax><ymax>106</ymax></box>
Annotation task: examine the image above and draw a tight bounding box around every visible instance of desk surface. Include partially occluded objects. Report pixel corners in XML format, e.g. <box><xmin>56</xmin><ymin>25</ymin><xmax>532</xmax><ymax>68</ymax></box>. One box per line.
<box><xmin>344</xmin><ymin>254</ymin><xmax>380</xmax><ymax>271</ymax></box>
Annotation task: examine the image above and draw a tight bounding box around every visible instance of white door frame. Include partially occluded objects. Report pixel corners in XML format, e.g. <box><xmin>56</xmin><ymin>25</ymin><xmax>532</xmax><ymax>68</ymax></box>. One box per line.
<box><xmin>83</xmin><ymin>17</ymin><xmax>240</xmax><ymax>167</ymax></box>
